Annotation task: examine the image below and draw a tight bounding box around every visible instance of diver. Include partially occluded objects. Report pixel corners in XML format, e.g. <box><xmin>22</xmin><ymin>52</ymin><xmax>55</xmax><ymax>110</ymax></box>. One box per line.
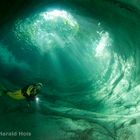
<box><xmin>1</xmin><ymin>83</ymin><xmax>43</xmax><ymax>106</ymax></box>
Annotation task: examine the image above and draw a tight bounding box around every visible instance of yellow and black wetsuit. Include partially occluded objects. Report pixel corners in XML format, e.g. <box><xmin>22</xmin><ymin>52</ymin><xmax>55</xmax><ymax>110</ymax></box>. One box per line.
<box><xmin>6</xmin><ymin>85</ymin><xmax>36</xmax><ymax>102</ymax></box>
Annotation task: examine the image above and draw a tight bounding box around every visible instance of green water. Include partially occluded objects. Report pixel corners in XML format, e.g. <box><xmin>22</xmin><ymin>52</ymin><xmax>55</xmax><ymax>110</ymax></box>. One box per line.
<box><xmin>0</xmin><ymin>0</ymin><xmax>140</xmax><ymax>139</ymax></box>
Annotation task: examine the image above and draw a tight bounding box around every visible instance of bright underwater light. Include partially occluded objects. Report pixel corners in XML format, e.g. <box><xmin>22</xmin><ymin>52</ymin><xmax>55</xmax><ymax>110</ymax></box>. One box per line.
<box><xmin>14</xmin><ymin>9</ymin><xmax>79</xmax><ymax>52</ymax></box>
<box><xmin>35</xmin><ymin>97</ymin><xmax>39</xmax><ymax>102</ymax></box>
<box><xmin>95</xmin><ymin>32</ymin><xmax>111</xmax><ymax>57</ymax></box>
<box><xmin>42</xmin><ymin>9</ymin><xmax>77</xmax><ymax>27</ymax></box>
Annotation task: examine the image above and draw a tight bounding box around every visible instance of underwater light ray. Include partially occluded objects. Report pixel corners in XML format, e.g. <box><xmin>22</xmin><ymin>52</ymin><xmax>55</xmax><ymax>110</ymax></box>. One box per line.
<box><xmin>12</xmin><ymin>3</ymin><xmax>138</xmax><ymax>118</ymax></box>
<box><xmin>0</xmin><ymin>0</ymin><xmax>140</xmax><ymax>139</ymax></box>
<box><xmin>14</xmin><ymin>9</ymin><xmax>79</xmax><ymax>53</ymax></box>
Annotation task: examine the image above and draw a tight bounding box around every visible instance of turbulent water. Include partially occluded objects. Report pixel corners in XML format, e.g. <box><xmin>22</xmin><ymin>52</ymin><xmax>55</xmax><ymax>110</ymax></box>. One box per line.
<box><xmin>0</xmin><ymin>0</ymin><xmax>140</xmax><ymax>139</ymax></box>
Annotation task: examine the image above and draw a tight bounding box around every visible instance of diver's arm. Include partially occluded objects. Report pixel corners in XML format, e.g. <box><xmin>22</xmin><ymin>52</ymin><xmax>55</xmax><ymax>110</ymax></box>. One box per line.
<box><xmin>27</xmin><ymin>101</ymin><xmax>31</xmax><ymax>107</ymax></box>
<box><xmin>26</xmin><ymin>94</ymin><xmax>36</xmax><ymax>107</ymax></box>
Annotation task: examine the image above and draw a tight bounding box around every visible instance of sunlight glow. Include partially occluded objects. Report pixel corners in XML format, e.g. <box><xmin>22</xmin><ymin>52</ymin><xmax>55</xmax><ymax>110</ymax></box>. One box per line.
<box><xmin>95</xmin><ymin>32</ymin><xmax>111</xmax><ymax>57</ymax></box>
<box><xmin>42</xmin><ymin>9</ymin><xmax>77</xmax><ymax>27</ymax></box>
<box><xmin>14</xmin><ymin>9</ymin><xmax>79</xmax><ymax>53</ymax></box>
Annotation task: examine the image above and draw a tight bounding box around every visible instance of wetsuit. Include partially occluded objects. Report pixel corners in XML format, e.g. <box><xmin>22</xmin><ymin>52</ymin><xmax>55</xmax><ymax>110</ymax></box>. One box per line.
<box><xmin>22</xmin><ymin>85</ymin><xmax>37</xmax><ymax>102</ymax></box>
<box><xmin>6</xmin><ymin>85</ymin><xmax>37</xmax><ymax>102</ymax></box>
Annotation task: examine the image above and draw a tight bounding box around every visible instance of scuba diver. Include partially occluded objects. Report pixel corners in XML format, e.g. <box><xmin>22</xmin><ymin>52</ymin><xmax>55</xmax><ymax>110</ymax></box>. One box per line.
<box><xmin>1</xmin><ymin>83</ymin><xmax>43</xmax><ymax>106</ymax></box>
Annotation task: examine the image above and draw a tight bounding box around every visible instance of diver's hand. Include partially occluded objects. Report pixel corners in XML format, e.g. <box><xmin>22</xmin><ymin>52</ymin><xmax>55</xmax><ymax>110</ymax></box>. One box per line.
<box><xmin>27</xmin><ymin>102</ymin><xmax>31</xmax><ymax>107</ymax></box>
